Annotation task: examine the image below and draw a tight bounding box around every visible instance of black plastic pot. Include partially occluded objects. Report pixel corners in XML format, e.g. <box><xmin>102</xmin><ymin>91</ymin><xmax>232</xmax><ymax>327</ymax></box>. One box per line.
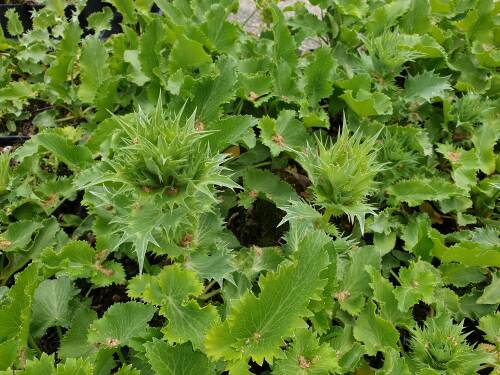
<box><xmin>0</xmin><ymin>1</ymin><xmax>123</xmax><ymax>39</ymax></box>
<box><xmin>0</xmin><ymin>3</ymin><xmax>43</xmax><ymax>38</ymax></box>
<box><xmin>0</xmin><ymin>135</ymin><xmax>30</xmax><ymax>146</ymax></box>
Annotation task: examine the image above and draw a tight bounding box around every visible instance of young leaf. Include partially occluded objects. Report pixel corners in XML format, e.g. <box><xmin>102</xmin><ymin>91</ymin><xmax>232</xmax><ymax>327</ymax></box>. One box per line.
<box><xmin>30</xmin><ymin>277</ymin><xmax>79</xmax><ymax>338</ymax></box>
<box><xmin>303</xmin><ymin>47</ymin><xmax>335</xmax><ymax>105</ymax></box>
<box><xmin>87</xmin><ymin>302</ymin><xmax>156</xmax><ymax>348</ymax></box>
<box><xmin>394</xmin><ymin>260</ymin><xmax>441</xmax><ymax>311</ymax></box>
<box><xmin>145</xmin><ymin>339</ymin><xmax>213</xmax><ymax>375</ymax></box>
<box><xmin>259</xmin><ymin>110</ymin><xmax>309</xmax><ymax>157</ymax></box>
<box><xmin>403</xmin><ymin>70</ymin><xmax>451</xmax><ymax>102</ymax></box>
<box><xmin>128</xmin><ymin>264</ymin><xmax>218</xmax><ymax>349</ymax></box>
<box><xmin>478</xmin><ymin>313</ymin><xmax>500</xmax><ymax>346</ymax></box>
<box><xmin>205</xmin><ymin>231</ymin><xmax>329</xmax><ymax>366</ymax></box>
<box><xmin>388</xmin><ymin>177</ymin><xmax>465</xmax><ymax>207</ymax></box>
<box><xmin>78</xmin><ymin>36</ymin><xmax>110</xmax><ymax>104</ymax></box>
<box><xmin>476</xmin><ymin>272</ymin><xmax>500</xmax><ymax>305</ymax></box>
<box><xmin>273</xmin><ymin>328</ymin><xmax>340</xmax><ymax>374</ymax></box>
<box><xmin>335</xmin><ymin>246</ymin><xmax>381</xmax><ymax>316</ymax></box>
<box><xmin>339</xmin><ymin>90</ymin><xmax>393</xmax><ymax>117</ymax></box>
<box><xmin>240</xmin><ymin>168</ymin><xmax>299</xmax><ymax>208</ymax></box>
<box><xmin>59</xmin><ymin>305</ymin><xmax>98</xmax><ymax>359</ymax></box>
<box><xmin>353</xmin><ymin>300</ymin><xmax>400</xmax><ymax>356</ymax></box>
<box><xmin>366</xmin><ymin>266</ymin><xmax>413</xmax><ymax>327</ymax></box>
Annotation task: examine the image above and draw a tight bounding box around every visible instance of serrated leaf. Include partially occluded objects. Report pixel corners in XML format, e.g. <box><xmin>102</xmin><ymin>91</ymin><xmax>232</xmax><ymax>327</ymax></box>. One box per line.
<box><xmin>46</xmin><ymin>22</ymin><xmax>81</xmax><ymax>85</ymax></box>
<box><xmin>304</xmin><ymin>47</ymin><xmax>335</xmax><ymax>105</ymax></box>
<box><xmin>114</xmin><ymin>365</ymin><xmax>141</xmax><ymax>375</ymax></box>
<box><xmin>200</xmin><ymin>4</ymin><xmax>240</xmax><ymax>54</ymax></box>
<box><xmin>204</xmin><ymin>115</ymin><xmax>257</xmax><ymax>152</ymax></box>
<box><xmin>472</xmin><ymin>120</ymin><xmax>499</xmax><ymax>175</ymax></box>
<box><xmin>0</xmin><ymin>264</ymin><xmax>40</xmax><ymax>369</ymax></box>
<box><xmin>87</xmin><ymin>6</ymin><xmax>113</xmax><ymax>34</ymax></box>
<box><xmin>145</xmin><ymin>339</ymin><xmax>213</xmax><ymax>375</ymax></box>
<box><xmin>30</xmin><ymin>277</ymin><xmax>79</xmax><ymax>338</ymax></box>
<box><xmin>108</xmin><ymin>0</ymin><xmax>136</xmax><ymax>24</ymax></box>
<box><xmin>169</xmin><ymin>35</ymin><xmax>212</xmax><ymax>72</ymax></box>
<box><xmin>403</xmin><ymin>70</ymin><xmax>451</xmax><ymax>102</ymax></box>
<box><xmin>273</xmin><ymin>328</ymin><xmax>340</xmax><ymax>374</ymax></box>
<box><xmin>0</xmin><ymin>81</ymin><xmax>36</xmax><ymax>102</ymax></box>
<box><xmin>394</xmin><ymin>260</ymin><xmax>441</xmax><ymax>311</ymax></box>
<box><xmin>241</xmin><ymin>168</ymin><xmax>299</xmax><ymax>208</ymax></box>
<box><xmin>78</xmin><ymin>36</ymin><xmax>110</xmax><ymax>104</ymax></box>
<box><xmin>184</xmin><ymin>57</ymin><xmax>237</xmax><ymax>124</ymax></box>
<box><xmin>205</xmin><ymin>231</ymin><xmax>329</xmax><ymax>366</ymax></box>
<box><xmin>0</xmin><ymin>220</ymin><xmax>43</xmax><ymax>252</ymax></box>
<box><xmin>477</xmin><ymin>272</ymin><xmax>500</xmax><ymax>305</ymax></box>
<box><xmin>335</xmin><ymin>246</ymin><xmax>381</xmax><ymax>316</ymax></box>
<box><xmin>388</xmin><ymin>177</ymin><xmax>465</xmax><ymax>206</ymax></box>
<box><xmin>5</xmin><ymin>8</ymin><xmax>23</xmax><ymax>36</ymax></box>
<box><xmin>87</xmin><ymin>302</ymin><xmax>156</xmax><ymax>348</ymax></box>
<box><xmin>185</xmin><ymin>248</ymin><xmax>236</xmax><ymax>285</ymax></box>
<box><xmin>59</xmin><ymin>305</ymin><xmax>98</xmax><ymax>359</ymax></box>
<box><xmin>33</xmin><ymin>132</ymin><xmax>93</xmax><ymax>170</ymax></box>
<box><xmin>138</xmin><ymin>18</ymin><xmax>164</xmax><ymax>79</ymax></box>
<box><xmin>128</xmin><ymin>264</ymin><xmax>217</xmax><ymax>349</ymax></box>
<box><xmin>439</xmin><ymin>264</ymin><xmax>486</xmax><ymax>287</ymax></box>
<box><xmin>376</xmin><ymin>348</ymin><xmax>411</xmax><ymax>375</ymax></box>
<box><xmin>353</xmin><ymin>300</ymin><xmax>399</xmax><ymax>356</ymax></box>
<box><xmin>429</xmin><ymin>231</ymin><xmax>500</xmax><ymax>267</ymax></box>
<box><xmin>41</xmin><ymin>240</ymin><xmax>125</xmax><ymax>287</ymax></box>
<box><xmin>478</xmin><ymin>313</ymin><xmax>500</xmax><ymax>346</ymax></box>
<box><xmin>340</xmin><ymin>89</ymin><xmax>393</xmax><ymax>117</ymax></box>
<box><xmin>366</xmin><ymin>266</ymin><xmax>413</xmax><ymax>327</ymax></box>
<box><xmin>259</xmin><ymin>110</ymin><xmax>309</xmax><ymax>156</ymax></box>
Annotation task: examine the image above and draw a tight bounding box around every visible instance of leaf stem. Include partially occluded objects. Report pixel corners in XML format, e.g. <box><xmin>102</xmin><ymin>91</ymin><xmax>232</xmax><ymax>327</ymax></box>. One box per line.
<box><xmin>198</xmin><ymin>288</ymin><xmax>221</xmax><ymax>301</ymax></box>
<box><xmin>28</xmin><ymin>335</ymin><xmax>42</xmax><ymax>356</ymax></box>
<box><xmin>203</xmin><ymin>280</ymin><xmax>217</xmax><ymax>294</ymax></box>
<box><xmin>390</xmin><ymin>270</ymin><xmax>401</xmax><ymax>285</ymax></box>
<box><xmin>252</xmin><ymin>161</ymin><xmax>272</xmax><ymax>168</ymax></box>
<box><xmin>116</xmin><ymin>348</ymin><xmax>126</xmax><ymax>364</ymax></box>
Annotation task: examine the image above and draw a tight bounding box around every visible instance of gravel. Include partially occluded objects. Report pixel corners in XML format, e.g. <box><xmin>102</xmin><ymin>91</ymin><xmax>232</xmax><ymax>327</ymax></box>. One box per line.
<box><xmin>232</xmin><ymin>0</ymin><xmax>323</xmax><ymax>51</ymax></box>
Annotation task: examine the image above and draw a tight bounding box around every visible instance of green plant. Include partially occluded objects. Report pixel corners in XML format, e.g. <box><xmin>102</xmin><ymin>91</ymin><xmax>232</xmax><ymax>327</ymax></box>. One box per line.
<box><xmin>0</xmin><ymin>0</ymin><xmax>498</xmax><ymax>373</ymax></box>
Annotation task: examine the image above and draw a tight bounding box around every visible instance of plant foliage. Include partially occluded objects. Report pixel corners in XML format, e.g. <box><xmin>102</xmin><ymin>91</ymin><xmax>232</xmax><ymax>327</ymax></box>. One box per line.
<box><xmin>0</xmin><ymin>0</ymin><xmax>498</xmax><ymax>373</ymax></box>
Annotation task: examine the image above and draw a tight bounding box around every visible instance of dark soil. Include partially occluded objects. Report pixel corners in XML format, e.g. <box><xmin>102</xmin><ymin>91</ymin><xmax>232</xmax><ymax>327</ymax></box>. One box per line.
<box><xmin>364</xmin><ymin>351</ymin><xmax>384</xmax><ymax>369</ymax></box>
<box><xmin>412</xmin><ymin>301</ymin><xmax>432</xmax><ymax>327</ymax></box>
<box><xmin>89</xmin><ymin>284</ymin><xmax>130</xmax><ymax>317</ymax></box>
<box><xmin>38</xmin><ymin>326</ymin><xmax>61</xmax><ymax>356</ymax></box>
<box><xmin>226</xmin><ymin>198</ymin><xmax>288</xmax><ymax>247</ymax></box>
<box><xmin>248</xmin><ymin>359</ymin><xmax>272</xmax><ymax>374</ymax></box>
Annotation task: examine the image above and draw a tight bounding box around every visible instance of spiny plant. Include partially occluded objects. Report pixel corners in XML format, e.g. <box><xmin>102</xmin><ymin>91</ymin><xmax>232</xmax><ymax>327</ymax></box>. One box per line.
<box><xmin>76</xmin><ymin>100</ymin><xmax>238</xmax><ymax>272</ymax></box>
<box><xmin>409</xmin><ymin>314</ymin><xmax>493</xmax><ymax>374</ymax></box>
<box><xmin>297</xmin><ymin>124</ymin><xmax>384</xmax><ymax>230</ymax></box>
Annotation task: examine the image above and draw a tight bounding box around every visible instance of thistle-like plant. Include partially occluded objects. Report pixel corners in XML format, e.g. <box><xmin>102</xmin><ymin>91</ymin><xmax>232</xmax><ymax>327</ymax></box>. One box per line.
<box><xmin>76</xmin><ymin>100</ymin><xmax>238</xmax><ymax>272</ymax></box>
<box><xmin>409</xmin><ymin>314</ymin><xmax>494</xmax><ymax>374</ymax></box>
<box><xmin>296</xmin><ymin>125</ymin><xmax>383</xmax><ymax>230</ymax></box>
